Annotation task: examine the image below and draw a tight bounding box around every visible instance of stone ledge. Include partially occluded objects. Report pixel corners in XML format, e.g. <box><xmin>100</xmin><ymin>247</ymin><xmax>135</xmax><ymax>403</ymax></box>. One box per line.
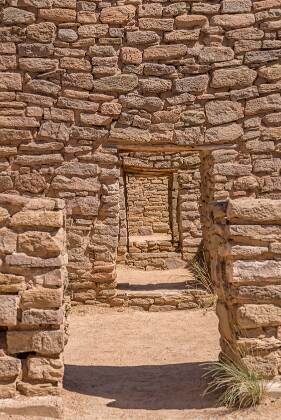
<box><xmin>0</xmin><ymin>396</ymin><xmax>63</xmax><ymax>419</ymax></box>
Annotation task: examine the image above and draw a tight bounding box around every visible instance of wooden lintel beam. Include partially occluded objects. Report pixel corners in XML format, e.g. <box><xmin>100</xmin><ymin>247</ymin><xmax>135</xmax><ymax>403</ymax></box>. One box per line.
<box><xmin>115</xmin><ymin>143</ymin><xmax>237</xmax><ymax>153</ymax></box>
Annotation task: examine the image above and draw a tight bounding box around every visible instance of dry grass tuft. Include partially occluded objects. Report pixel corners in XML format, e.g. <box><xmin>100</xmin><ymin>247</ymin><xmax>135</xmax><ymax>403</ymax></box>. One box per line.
<box><xmin>203</xmin><ymin>355</ymin><xmax>266</xmax><ymax>408</ymax></box>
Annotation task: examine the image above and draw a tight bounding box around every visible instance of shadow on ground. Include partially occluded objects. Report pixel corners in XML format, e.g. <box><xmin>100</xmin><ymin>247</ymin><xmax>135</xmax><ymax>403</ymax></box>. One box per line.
<box><xmin>117</xmin><ymin>281</ymin><xmax>187</xmax><ymax>291</ymax></box>
<box><xmin>64</xmin><ymin>362</ymin><xmax>218</xmax><ymax>410</ymax></box>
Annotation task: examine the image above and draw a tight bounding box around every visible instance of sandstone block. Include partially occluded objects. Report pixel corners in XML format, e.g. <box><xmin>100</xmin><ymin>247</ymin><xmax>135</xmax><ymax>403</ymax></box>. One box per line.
<box><xmin>0</xmin><ymin>273</ymin><xmax>25</xmax><ymax>293</ymax></box>
<box><xmin>0</xmin><ymin>295</ymin><xmax>18</xmax><ymax>326</ymax></box>
<box><xmin>175</xmin><ymin>14</ymin><xmax>208</xmax><ymax>28</ymax></box>
<box><xmin>2</xmin><ymin>7</ymin><xmax>35</xmax><ymax>24</ymax></box>
<box><xmin>175</xmin><ymin>75</ymin><xmax>209</xmax><ymax>94</ymax></box>
<box><xmin>138</xmin><ymin>4</ymin><xmax>162</xmax><ymax>18</ymax></box>
<box><xmin>56</xmin><ymin>162</ymin><xmax>98</xmax><ymax>178</ymax></box>
<box><xmin>211</xmin><ymin>13</ymin><xmax>255</xmax><ymax>29</ymax></box>
<box><xmin>93</xmin><ymin>74</ymin><xmax>138</xmax><ymax>93</ymax></box>
<box><xmin>222</xmin><ymin>0</ymin><xmax>252</xmax><ymax>13</ymax></box>
<box><xmin>27</xmin><ymin>22</ymin><xmax>56</xmax><ymax>43</ymax></box>
<box><xmin>205</xmin><ymin>123</ymin><xmax>243</xmax><ymax>144</ymax></box>
<box><xmin>11</xmin><ymin>210</ymin><xmax>63</xmax><ymax>228</ymax></box>
<box><xmin>39</xmin><ymin>8</ymin><xmax>76</xmax><ymax>22</ymax></box>
<box><xmin>35</xmin><ymin>268</ymin><xmax>66</xmax><ymax>288</ymax></box>
<box><xmin>7</xmin><ymin>330</ymin><xmax>64</xmax><ymax>355</ymax></box>
<box><xmin>18</xmin><ymin>230</ymin><xmax>64</xmax><ymax>258</ymax></box>
<box><xmin>15</xmin><ymin>172</ymin><xmax>47</xmax><ymax>194</ymax></box>
<box><xmin>139</xmin><ymin>78</ymin><xmax>172</xmax><ymax>94</ymax></box>
<box><xmin>205</xmin><ymin>100</ymin><xmax>243</xmax><ymax>125</ymax></box>
<box><xmin>199</xmin><ymin>46</ymin><xmax>234</xmax><ymax>63</ymax></box>
<box><xmin>67</xmin><ymin>196</ymin><xmax>99</xmax><ymax>217</ymax></box>
<box><xmin>0</xmin><ymin>357</ymin><xmax>21</xmax><ymax>381</ymax></box>
<box><xmin>19</xmin><ymin>58</ymin><xmax>58</xmax><ymax>73</ymax></box>
<box><xmin>211</xmin><ymin>67</ymin><xmax>257</xmax><ymax>89</ymax></box>
<box><xmin>227</xmin><ymin>199</ymin><xmax>281</xmax><ymax>224</ymax></box>
<box><xmin>6</xmin><ymin>253</ymin><xmax>67</xmax><ymax>269</ymax></box>
<box><xmin>51</xmin><ymin>176</ymin><xmax>100</xmax><ymax>193</ymax></box>
<box><xmin>143</xmin><ymin>44</ymin><xmax>187</xmax><ymax>61</ymax></box>
<box><xmin>237</xmin><ymin>304</ymin><xmax>281</xmax><ymax>329</ymax></box>
<box><xmin>0</xmin><ymin>227</ymin><xmax>17</xmax><ymax>254</ymax></box>
<box><xmin>245</xmin><ymin>94</ymin><xmax>281</xmax><ymax>116</ymax></box>
<box><xmin>22</xmin><ymin>309</ymin><xmax>64</xmax><ymax>325</ymax></box>
<box><xmin>139</xmin><ymin>18</ymin><xmax>174</xmax><ymax>31</ymax></box>
<box><xmin>78</xmin><ymin>24</ymin><xmax>108</xmax><ymax>38</ymax></box>
<box><xmin>164</xmin><ymin>29</ymin><xmax>200</xmax><ymax>43</ymax></box>
<box><xmin>0</xmin><ymin>73</ymin><xmax>22</xmax><ymax>91</ymax></box>
<box><xmin>258</xmin><ymin>64</ymin><xmax>281</xmax><ymax>81</ymax></box>
<box><xmin>20</xmin><ymin>287</ymin><xmax>63</xmax><ymax>310</ymax></box>
<box><xmin>121</xmin><ymin>47</ymin><xmax>142</xmax><ymax>65</ymax></box>
<box><xmin>27</xmin><ymin>356</ymin><xmax>64</xmax><ymax>382</ymax></box>
<box><xmin>109</xmin><ymin>127</ymin><xmax>151</xmax><ymax>144</ymax></box>
<box><xmin>100</xmin><ymin>5</ymin><xmax>135</xmax><ymax>24</ymax></box>
<box><xmin>127</xmin><ymin>30</ymin><xmax>160</xmax><ymax>46</ymax></box>
<box><xmin>120</xmin><ymin>94</ymin><xmax>164</xmax><ymax>112</ymax></box>
<box><xmin>233</xmin><ymin>260</ymin><xmax>281</xmax><ymax>283</ymax></box>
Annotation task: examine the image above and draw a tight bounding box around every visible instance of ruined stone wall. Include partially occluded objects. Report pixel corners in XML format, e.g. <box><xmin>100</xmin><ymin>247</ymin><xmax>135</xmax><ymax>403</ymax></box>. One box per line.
<box><xmin>126</xmin><ymin>174</ymin><xmax>171</xmax><ymax>236</ymax></box>
<box><xmin>210</xmin><ymin>199</ymin><xmax>281</xmax><ymax>384</ymax></box>
<box><xmin>0</xmin><ymin>0</ymin><xmax>281</xmax><ymax>302</ymax></box>
<box><xmin>0</xmin><ymin>195</ymin><xmax>67</xmax><ymax>399</ymax></box>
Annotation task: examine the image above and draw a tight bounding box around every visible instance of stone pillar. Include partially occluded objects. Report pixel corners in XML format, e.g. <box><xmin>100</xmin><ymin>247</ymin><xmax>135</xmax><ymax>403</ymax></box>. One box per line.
<box><xmin>210</xmin><ymin>198</ymin><xmax>281</xmax><ymax>387</ymax></box>
<box><xmin>0</xmin><ymin>195</ymin><xmax>67</xmax><ymax>404</ymax></box>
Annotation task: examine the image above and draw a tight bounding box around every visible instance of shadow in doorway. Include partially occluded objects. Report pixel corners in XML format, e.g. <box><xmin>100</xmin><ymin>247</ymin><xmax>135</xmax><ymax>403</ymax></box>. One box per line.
<box><xmin>64</xmin><ymin>361</ymin><xmax>219</xmax><ymax>410</ymax></box>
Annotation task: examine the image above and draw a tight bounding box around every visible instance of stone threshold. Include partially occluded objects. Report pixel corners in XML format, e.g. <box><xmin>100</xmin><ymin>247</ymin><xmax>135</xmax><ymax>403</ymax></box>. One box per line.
<box><xmin>111</xmin><ymin>288</ymin><xmax>213</xmax><ymax>311</ymax></box>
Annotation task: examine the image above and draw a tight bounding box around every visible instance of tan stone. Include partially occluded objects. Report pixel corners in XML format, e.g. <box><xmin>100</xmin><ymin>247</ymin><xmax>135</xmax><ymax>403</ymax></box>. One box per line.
<box><xmin>211</xmin><ymin>67</ymin><xmax>257</xmax><ymax>89</ymax></box>
<box><xmin>0</xmin><ymin>357</ymin><xmax>21</xmax><ymax>380</ymax></box>
<box><xmin>100</xmin><ymin>5</ymin><xmax>135</xmax><ymax>24</ymax></box>
<box><xmin>205</xmin><ymin>100</ymin><xmax>243</xmax><ymax>125</ymax></box>
<box><xmin>121</xmin><ymin>47</ymin><xmax>142</xmax><ymax>65</ymax></box>
<box><xmin>143</xmin><ymin>45</ymin><xmax>187</xmax><ymax>61</ymax></box>
<box><xmin>20</xmin><ymin>287</ymin><xmax>63</xmax><ymax>310</ymax></box>
<box><xmin>0</xmin><ymin>273</ymin><xmax>25</xmax><ymax>293</ymax></box>
<box><xmin>237</xmin><ymin>304</ymin><xmax>281</xmax><ymax>329</ymax></box>
<box><xmin>27</xmin><ymin>356</ymin><xmax>64</xmax><ymax>382</ymax></box>
<box><xmin>0</xmin><ymin>296</ymin><xmax>18</xmax><ymax>326</ymax></box>
<box><xmin>227</xmin><ymin>199</ymin><xmax>281</xmax><ymax>224</ymax></box>
<box><xmin>11</xmin><ymin>210</ymin><xmax>63</xmax><ymax>229</ymax></box>
<box><xmin>7</xmin><ymin>330</ymin><xmax>64</xmax><ymax>355</ymax></box>
<box><xmin>175</xmin><ymin>14</ymin><xmax>208</xmax><ymax>29</ymax></box>
<box><xmin>18</xmin><ymin>230</ymin><xmax>64</xmax><ymax>258</ymax></box>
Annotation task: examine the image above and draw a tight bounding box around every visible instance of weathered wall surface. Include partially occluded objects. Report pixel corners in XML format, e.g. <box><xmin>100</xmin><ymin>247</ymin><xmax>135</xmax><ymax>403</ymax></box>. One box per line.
<box><xmin>0</xmin><ymin>195</ymin><xmax>67</xmax><ymax>398</ymax></box>
<box><xmin>211</xmin><ymin>199</ymin><xmax>281</xmax><ymax>383</ymax></box>
<box><xmin>126</xmin><ymin>174</ymin><xmax>171</xmax><ymax>236</ymax></box>
<box><xmin>0</xmin><ymin>0</ymin><xmax>281</xmax><ymax>303</ymax></box>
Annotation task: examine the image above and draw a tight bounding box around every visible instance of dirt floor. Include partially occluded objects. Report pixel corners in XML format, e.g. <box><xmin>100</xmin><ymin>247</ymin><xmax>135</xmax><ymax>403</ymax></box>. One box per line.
<box><xmin>116</xmin><ymin>265</ymin><xmax>193</xmax><ymax>291</ymax></box>
<box><xmin>63</xmin><ymin>306</ymin><xmax>281</xmax><ymax>420</ymax></box>
<box><xmin>2</xmin><ymin>305</ymin><xmax>281</xmax><ymax>419</ymax></box>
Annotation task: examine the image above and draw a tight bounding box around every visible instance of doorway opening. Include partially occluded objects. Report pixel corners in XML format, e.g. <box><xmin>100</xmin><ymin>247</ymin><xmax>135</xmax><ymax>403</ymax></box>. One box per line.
<box><xmin>115</xmin><ymin>151</ymin><xmax>209</xmax><ymax>311</ymax></box>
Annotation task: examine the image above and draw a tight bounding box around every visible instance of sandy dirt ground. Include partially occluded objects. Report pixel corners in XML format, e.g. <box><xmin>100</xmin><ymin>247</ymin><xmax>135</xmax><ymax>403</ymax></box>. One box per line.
<box><xmin>2</xmin><ymin>306</ymin><xmax>281</xmax><ymax>419</ymax></box>
<box><xmin>63</xmin><ymin>306</ymin><xmax>281</xmax><ymax>420</ymax></box>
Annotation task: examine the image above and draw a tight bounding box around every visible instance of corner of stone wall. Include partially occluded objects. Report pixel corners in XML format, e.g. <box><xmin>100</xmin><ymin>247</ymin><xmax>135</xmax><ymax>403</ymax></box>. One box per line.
<box><xmin>0</xmin><ymin>194</ymin><xmax>67</xmax><ymax>403</ymax></box>
<box><xmin>210</xmin><ymin>198</ymin><xmax>281</xmax><ymax>386</ymax></box>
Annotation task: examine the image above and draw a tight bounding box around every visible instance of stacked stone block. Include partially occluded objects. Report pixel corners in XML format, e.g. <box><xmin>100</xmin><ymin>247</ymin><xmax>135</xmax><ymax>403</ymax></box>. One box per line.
<box><xmin>1</xmin><ymin>0</ymin><xmax>281</xmax><ymax>303</ymax></box>
<box><xmin>211</xmin><ymin>199</ymin><xmax>281</xmax><ymax>383</ymax></box>
<box><xmin>126</xmin><ymin>174</ymin><xmax>171</xmax><ymax>236</ymax></box>
<box><xmin>0</xmin><ymin>195</ymin><xmax>67</xmax><ymax>399</ymax></box>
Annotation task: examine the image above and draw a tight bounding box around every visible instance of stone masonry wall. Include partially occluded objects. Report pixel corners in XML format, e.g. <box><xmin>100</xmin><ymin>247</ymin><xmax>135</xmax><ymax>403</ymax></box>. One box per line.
<box><xmin>0</xmin><ymin>194</ymin><xmax>67</xmax><ymax>398</ymax></box>
<box><xmin>0</xmin><ymin>0</ymin><xmax>281</xmax><ymax>303</ymax></box>
<box><xmin>211</xmin><ymin>199</ymin><xmax>281</xmax><ymax>382</ymax></box>
<box><xmin>126</xmin><ymin>174</ymin><xmax>171</xmax><ymax>236</ymax></box>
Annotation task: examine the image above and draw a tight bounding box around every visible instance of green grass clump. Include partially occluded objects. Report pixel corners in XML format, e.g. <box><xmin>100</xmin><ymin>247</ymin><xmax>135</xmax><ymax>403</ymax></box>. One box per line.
<box><xmin>204</xmin><ymin>355</ymin><xmax>265</xmax><ymax>408</ymax></box>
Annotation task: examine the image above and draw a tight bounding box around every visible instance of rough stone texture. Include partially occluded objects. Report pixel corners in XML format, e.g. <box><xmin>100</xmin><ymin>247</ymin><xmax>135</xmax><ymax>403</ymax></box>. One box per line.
<box><xmin>209</xmin><ymin>199</ymin><xmax>281</xmax><ymax>382</ymax></box>
<box><xmin>0</xmin><ymin>195</ymin><xmax>67</xmax><ymax>399</ymax></box>
<box><xmin>0</xmin><ymin>0</ymin><xmax>281</xmax><ymax>397</ymax></box>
